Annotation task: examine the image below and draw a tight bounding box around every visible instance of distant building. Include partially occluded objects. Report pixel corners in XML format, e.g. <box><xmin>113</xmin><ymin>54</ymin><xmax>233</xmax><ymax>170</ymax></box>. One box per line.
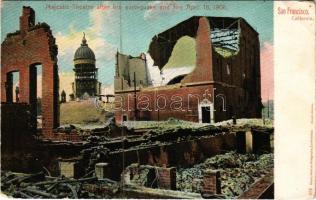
<box><xmin>72</xmin><ymin>33</ymin><xmax>101</xmax><ymax>99</ymax></box>
<box><xmin>60</xmin><ymin>90</ymin><xmax>66</xmax><ymax>103</ymax></box>
<box><xmin>114</xmin><ymin>52</ymin><xmax>151</xmax><ymax>89</ymax></box>
<box><xmin>114</xmin><ymin>16</ymin><xmax>262</xmax><ymax>124</ymax></box>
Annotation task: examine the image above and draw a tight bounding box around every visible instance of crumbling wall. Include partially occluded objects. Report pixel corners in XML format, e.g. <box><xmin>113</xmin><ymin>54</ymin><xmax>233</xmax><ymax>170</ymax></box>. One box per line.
<box><xmin>114</xmin><ymin>53</ymin><xmax>149</xmax><ymax>90</ymax></box>
<box><xmin>115</xmin><ymin>16</ymin><xmax>262</xmax><ymax>123</ymax></box>
<box><xmin>115</xmin><ymin>84</ymin><xmax>214</xmax><ymax>123</ymax></box>
<box><xmin>107</xmin><ymin>133</ymin><xmax>236</xmax><ymax>180</ymax></box>
<box><xmin>148</xmin><ymin>17</ymin><xmax>199</xmax><ymax>69</ymax></box>
<box><xmin>181</xmin><ymin>17</ymin><xmax>213</xmax><ymax>83</ymax></box>
<box><xmin>211</xmin><ymin>18</ymin><xmax>262</xmax><ymax>119</ymax></box>
<box><xmin>1</xmin><ymin>6</ymin><xmax>59</xmax><ymax>137</ymax></box>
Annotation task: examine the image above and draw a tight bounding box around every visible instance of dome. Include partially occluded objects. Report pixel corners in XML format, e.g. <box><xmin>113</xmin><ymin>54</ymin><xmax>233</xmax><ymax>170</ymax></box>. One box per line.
<box><xmin>74</xmin><ymin>46</ymin><xmax>95</xmax><ymax>60</ymax></box>
<box><xmin>74</xmin><ymin>33</ymin><xmax>95</xmax><ymax>64</ymax></box>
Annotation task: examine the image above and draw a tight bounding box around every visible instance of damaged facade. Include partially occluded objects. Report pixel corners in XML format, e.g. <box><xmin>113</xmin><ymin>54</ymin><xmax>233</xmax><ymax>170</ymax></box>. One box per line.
<box><xmin>114</xmin><ymin>16</ymin><xmax>262</xmax><ymax>124</ymax></box>
<box><xmin>115</xmin><ymin>53</ymin><xmax>151</xmax><ymax>89</ymax></box>
<box><xmin>1</xmin><ymin>6</ymin><xmax>59</xmax><ymax>137</ymax></box>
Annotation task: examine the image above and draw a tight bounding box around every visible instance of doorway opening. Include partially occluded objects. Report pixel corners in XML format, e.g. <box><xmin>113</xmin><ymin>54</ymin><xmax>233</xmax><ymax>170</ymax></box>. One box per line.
<box><xmin>29</xmin><ymin>64</ymin><xmax>42</xmax><ymax>128</ymax></box>
<box><xmin>122</xmin><ymin>114</ymin><xmax>128</xmax><ymax>122</ymax></box>
<box><xmin>30</xmin><ymin>64</ymin><xmax>42</xmax><ymax>116</ymax></box>
<box><xmin>5</xmin><ymin>71</ymin><xmax>20</xmax><ymax>103</ymax></box>
<box><xmin>201</xmin><ymin>106</ymin><xmax>211</xmax><ymax>123</ymax></box>
<box><xmin>198</xmin><ymin>99</ymin><xmax>214</xmax><ymax>124</ymax></box>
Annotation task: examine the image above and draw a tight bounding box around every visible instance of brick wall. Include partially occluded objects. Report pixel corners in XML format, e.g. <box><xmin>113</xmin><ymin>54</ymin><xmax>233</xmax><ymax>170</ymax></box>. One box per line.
<box><xmin>123</xmin><ymin>164</ymin><xmax>177</xmax><ymax>190</ymax></box>
<box><xmin>1</xmin><ymin>6</ymin><xmax>59</xmax><ymax>137</ymax></box>
<box><xmin>181</xmin><ymin>17</ymin><xmax>213</xmax><ymax>83</ymax></box>
<box><xmin>157</xmin><ymin>167</ymin><xmax>176</xmax><ymax>190</ymax></box>
<box><xmin>115</xmin><ymin>84</ymin><xmax>214</xmax><ymax>123</ymax></box>
<box><xmin>114</xmin><ymin>16</ymin><xmax>262</xmax><ymax>124</ymax></box>
<box><xmin>202</xmin><ymin>169</ymin><xmax>221</xmax><ymax>195</ymax></box>
<box><xmin>108</xmin><ymin>133</ymin><xmax>236</xmax><ymax>180</ymax></box>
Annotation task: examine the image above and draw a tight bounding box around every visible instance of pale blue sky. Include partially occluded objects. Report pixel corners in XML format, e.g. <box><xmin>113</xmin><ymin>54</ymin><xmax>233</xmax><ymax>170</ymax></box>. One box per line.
<box><xmin>1</xmin><ymin>1</ymin><xmax>273</xmax><ymax>86</ymax></box>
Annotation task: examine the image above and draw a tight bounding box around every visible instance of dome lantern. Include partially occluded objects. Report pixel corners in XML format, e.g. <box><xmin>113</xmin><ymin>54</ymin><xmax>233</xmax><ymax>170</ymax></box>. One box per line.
<box><xmin>81</xmin><ymin>32</ymin><xmax>87</xmax><ymax>46</ymax></box>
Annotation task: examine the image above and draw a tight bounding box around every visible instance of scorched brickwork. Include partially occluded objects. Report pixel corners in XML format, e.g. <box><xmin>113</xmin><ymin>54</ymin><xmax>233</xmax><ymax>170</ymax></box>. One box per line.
<box><xmin>1</xmin><ymin>6</ymin><xmax>59</xmax><ymax>136</ymax></box>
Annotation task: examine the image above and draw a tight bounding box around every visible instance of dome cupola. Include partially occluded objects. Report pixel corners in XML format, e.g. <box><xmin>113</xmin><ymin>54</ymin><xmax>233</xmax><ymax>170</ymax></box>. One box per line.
<box><xmin>74</xmin><ymin>33</ymin><xmax>95</xmax><ymax>65</ymax></box>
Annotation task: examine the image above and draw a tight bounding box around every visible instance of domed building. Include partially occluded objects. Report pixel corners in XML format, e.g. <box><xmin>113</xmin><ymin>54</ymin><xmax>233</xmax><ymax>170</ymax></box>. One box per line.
<box><xmin>73</xmin><ymin>33</ymin><xmax>101</xmax><ymax>99</ymax></box>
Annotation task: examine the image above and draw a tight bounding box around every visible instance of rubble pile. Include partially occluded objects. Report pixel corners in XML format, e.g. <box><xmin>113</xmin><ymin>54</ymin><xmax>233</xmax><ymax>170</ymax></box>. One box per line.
<box><xmin>79</xmin><ymin>121</ymin><xmax>228</xmax><ymax>153</ymax></box>
<box><xmin>124</xmin><ymin>118</ymin><xmax>209</xmax><ymax>130</ymax></box>
<box><xmin>124</xmin><ymin>118</ymin><xmax>273</xmax><ymax>130</ymax></box>
<box><xmin>215</xmin><ymin>118</ymin><xmax>273</xmax><ymax>128</ymax></box>
<box><xmin>79</xmin><ymin>146</ymin><xmax>110</xmax><ymax>176</ymax></box>
<box><xmin>141</xmin><ymin>123</ymin><xmax>226</xmax><ymax>143</ymax></box>
<box><xmin>127</xmin><ymin>165</ymin><xmax>157</xmax><ymax>187</ymax></box>
<box><xmin>1</xmin><ymin>171</ymin><xmax>119</xmax><ymax>198</ymax></box>
<box><xmin>110</xmin><ymin>126</ymin><xmax>226</xmax><ymax>153</ymax></box>
<box><xmin>176</xmin><ymin>151</ymin><xmax>273</xmax><ymax>198</ymax></box>
<box><xmin>130</xmin><ymin>168</ymin><xmax>151</xmax><ymax>186</ymax></box>
<box><xmin>51</xmin><ymin>125</ymin><xmax>91</xmax><ymax>141</ymax></box>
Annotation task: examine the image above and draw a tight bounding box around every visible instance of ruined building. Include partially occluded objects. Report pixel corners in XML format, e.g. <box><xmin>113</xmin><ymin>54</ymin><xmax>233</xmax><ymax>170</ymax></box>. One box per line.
<box><xmin>114</xmin><ymin>16</ymin><xmax>262</xmax><ymax>124</ymax></box>
<box><xmin>72</xmin><ymin>34</ymin><xmax>101</xmax><ymax>99</ymax></box>
<box><xmin>115</xmin><ymin>52</ymin><xmax>151</xmax><ymax>89</ymax></box>
<box><xmin>1</xmin><ymin>6</ymin><xmax>59</xmax><ymax>137</ymax></box>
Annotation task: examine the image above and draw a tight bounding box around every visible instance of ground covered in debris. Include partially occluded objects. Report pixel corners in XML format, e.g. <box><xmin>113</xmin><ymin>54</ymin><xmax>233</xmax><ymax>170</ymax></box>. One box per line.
<box><xmin>123</xmin><ymin>118</ymin><xmax>208</xmax><ymax>129</ymax></box>
<box><xmin>1</xmin><ymin>172</ymin><xmax>119</xmax><ymax>199</ymax></box>
<box><xmin>176</xmin><ymin>151</ymin><xmax>273</xmax><ymax>198</ymax></box>
<box><xmin>124</xmin><ymin>118</ymin><xmax>273</xmax><ymax>130</ymax></box>
<box><xmin>214</xmin><ymin>118</ymin><xmax>273</xmax><ymax>128</ymax></box>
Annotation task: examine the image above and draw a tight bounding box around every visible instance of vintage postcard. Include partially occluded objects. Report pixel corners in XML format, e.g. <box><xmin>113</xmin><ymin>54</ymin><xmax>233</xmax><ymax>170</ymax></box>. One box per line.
<box><xmin>0</xmin><ymin>0</ymin><xmax>315</xmax><ymax>199</ymax></box>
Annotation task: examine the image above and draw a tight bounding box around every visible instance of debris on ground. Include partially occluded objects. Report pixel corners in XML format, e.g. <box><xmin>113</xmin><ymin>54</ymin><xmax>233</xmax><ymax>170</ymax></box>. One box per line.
<box><xmin>214</xmin><ymin>118</ymin><xmax>273</xmax><ymax>128</ymax></box>
<box><xmin>1</xmin><ymin>171</ymin><xmax>119</xmax><ymax>199</ymax></box>
<box><xmin>176</xmin><ymin>151</ymin><xmax>273</xmax><ymax>198</ymax></box>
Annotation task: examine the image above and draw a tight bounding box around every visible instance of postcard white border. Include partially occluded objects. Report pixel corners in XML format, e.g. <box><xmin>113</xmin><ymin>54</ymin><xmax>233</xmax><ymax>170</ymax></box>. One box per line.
<box><xmin>274</xmin><ymin>1</ymin><xmax>315</xmax><ymax>199</ymax></box>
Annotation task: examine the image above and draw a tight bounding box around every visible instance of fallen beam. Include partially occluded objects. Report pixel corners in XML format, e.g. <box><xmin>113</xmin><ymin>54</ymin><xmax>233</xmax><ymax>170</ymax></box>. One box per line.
<box><xmin>25</xmin><ymin>177</ymin><xmax>97</xmax><ymax>187</ymax></box>
<box><xmin>22</xmin><ymin>188</ymin><xmax>58</xmax><ymax>198</ymax></box>
<box><xmin>237</xmin><ymin>171</ymin><xmax>274</xmax><ymax>199</ymax></box>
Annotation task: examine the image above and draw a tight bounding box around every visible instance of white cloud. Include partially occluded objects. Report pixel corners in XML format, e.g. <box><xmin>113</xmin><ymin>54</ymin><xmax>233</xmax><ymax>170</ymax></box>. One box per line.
<box><xmin>55</xmin><ymin>7</ymin><xmax>119</xmax><ymax>74</ymax></box>
<box><xmin>87</xmin><ymin>6</ymin><xmax>120</xmax><ymax>37</ymax></box>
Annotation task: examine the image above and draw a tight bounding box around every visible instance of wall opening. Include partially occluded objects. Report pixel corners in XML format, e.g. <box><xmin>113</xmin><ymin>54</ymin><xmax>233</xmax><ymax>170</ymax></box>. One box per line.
<box><xmin>198</xmin><ymin>99</ymin><xmax>214</xmax><ymax>123</ymax></box>
<box><xmin>5</xmin><ymin>71</ymin><xmax>20</xmax><ymax>103</ymax></box>
<box><xmin>166</xmin><ymin>74</ymin><xmax>186</xmax><ymax>85</ymax></box>
<box><xmin>29</xmin><ymin>64</ymin><xmax>42</xmax><ymax>129</ymax></box>
<box><xmin>1</xmin><ymin>6</ymin><xmax>60</xmax><ymax>136</ymax></box>
<box><xmin>122</xmin><ymin>114</ymin><xmax>128</xmax><ymax>122</ymax></box>
<box><xmin>201</xmin><ymin>106</ymin><xmax>211</xmax><ymax>123</ymax></box>
<box><xmin>12</xmin><ymin>72</ymin><xmax>20</xmax><ymax>102</ymax></box>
